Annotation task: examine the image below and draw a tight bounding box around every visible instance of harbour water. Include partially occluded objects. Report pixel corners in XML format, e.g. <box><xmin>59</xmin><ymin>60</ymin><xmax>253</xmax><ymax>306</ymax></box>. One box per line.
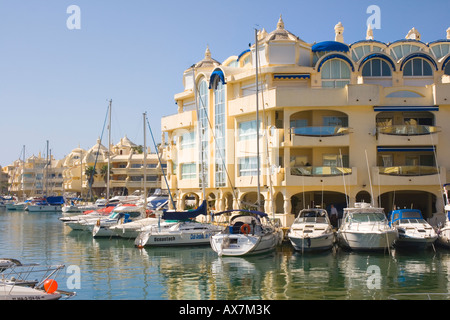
<box><xmin>2</xmin><ymin>209</ymin><xmax>450</xmax><ymax>301</ymax></box>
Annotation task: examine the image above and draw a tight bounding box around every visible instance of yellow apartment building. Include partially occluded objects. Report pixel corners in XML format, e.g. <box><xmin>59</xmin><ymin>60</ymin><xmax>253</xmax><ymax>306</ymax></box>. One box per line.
<box><xmin>3</xmin><ymin>153</ymin><xmax>64</xmax><ymax>198</ymax></box>
<box><xmin>63</xmin><ymin>136</ymin><xmax>165</xmax><ymax>198</ymax></box>
<box><xmin>162</xmin><ymin>17</ymin><xmax>450</xmax><ymax>226</ymax></box>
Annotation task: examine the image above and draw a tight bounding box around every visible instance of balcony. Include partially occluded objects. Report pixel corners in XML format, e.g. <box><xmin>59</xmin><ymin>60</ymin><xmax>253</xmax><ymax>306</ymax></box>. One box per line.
<box><xmin>377</xmin><ymin>165</ymin><xmax>438</xmax><ymax>176</ymax></box>
<box><xmin>377</xmin><ymin>125</ymin><xmax>440</xmax><ymax>145</ymax></box>
<box><xmin>287</xmin><ymin>126</ymin><xmax>350</xmax><ymax>147</ymax></box>
<box><xmin>285</xmin><ymin>166</ymin><xmax>357</xmax><ymax>187</ymax></box>
<box><xmin>290</xmin><ymin>166</ymin><xmax>352</xmax><ymax>177</ymax></box>
<box><xmin>372</xmin><ymin>166</ymin><xmax>445</xmax><ymax>186</ymax></box>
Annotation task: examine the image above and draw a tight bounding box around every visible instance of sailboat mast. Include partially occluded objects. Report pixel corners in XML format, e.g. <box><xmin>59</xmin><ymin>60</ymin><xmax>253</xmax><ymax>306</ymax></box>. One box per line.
<box><xmin>143</xmin><ymin>112</ymin><xmax>147</xmax><ymax>209</ymax></box>
<box><xmin>107</xmin><ymin>99</ymin><xmax>112</xmax><ymax>200</ymax></box>
<box><xmin>255</xmin><ymin>29</ymin><xmax>261</xmax><ymax>212</ymax></box>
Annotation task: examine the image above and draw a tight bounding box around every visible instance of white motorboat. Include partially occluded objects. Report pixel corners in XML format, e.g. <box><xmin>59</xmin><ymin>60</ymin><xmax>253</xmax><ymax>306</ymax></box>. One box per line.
<box><xmin>88</xmin><ymin>204</ymin><xmax>148</xmax><ymax>237</ymax></box>
<box><xmin>60</xmin><ymin>206</ymin><xmax>115</xmax><ymax>230</ymax></box>
<box><xmin>109</xmin><ymin>216</ymin><xmax>163</xmax><ymax>239</ymax></box>
<box><xmin>135</xmin><ymin>220</ymin><xmax>222</xmax><ymax>247</ymax></box>
<box><xmin>337</xmin><ymin>202</ymin><xmax>398</xmax><ymax>251</ymax></box>
<box><xmin>27</xmin><ymin>196</ymin><xmax>64</xmax><ymax>213</ymax></box>
<box><xmin>389</xmin><ymin>209</ymin><xmax>437</xmax><ymax>249</ymax></box>
<box><xmin>210</xmin><ymin>210</ymin><xmax>282</xmax><ymax>256</ymax></box>
<box><xmin>288</xmin><ymin>208</ymin><xmax>335</xmax><ymax>252</ymax></box>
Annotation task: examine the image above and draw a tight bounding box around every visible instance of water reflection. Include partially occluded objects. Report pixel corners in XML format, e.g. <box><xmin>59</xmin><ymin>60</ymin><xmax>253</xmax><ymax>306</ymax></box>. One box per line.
<box><xmin>2</xmin><ymin>210</ymin><xmax>450</xmax><ymax>300</ymax></box>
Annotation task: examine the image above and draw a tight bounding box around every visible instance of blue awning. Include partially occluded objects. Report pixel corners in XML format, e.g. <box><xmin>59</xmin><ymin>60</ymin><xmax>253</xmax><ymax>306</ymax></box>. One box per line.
<box><xmin>273</xmin><ymin>74</ymin><xmax>310</xmax><ymax>80</ymax></box>
<box><xmin>359</xmin><ymin>53</ymin><xmax>396</xmax><ymax>71</ymax></box>
<box><xmin>237</xmin><ymin>49</ymin><xmax>250</xmax><ymax>61</ymax></box>
<box><xmin>373</xmin><ymin>106</ymin><xmax>439</xmax><ymax>112</ymax></box>
<box><xmin>377</xmin><ymin>146</ymin><xmax>435</xmax><ymax>152</ymax></box>
<box><xmin>209</xmin><ymin>69</ymin><xmax>226</xmax><ymax>89</ymax></box>
<box><xmin>317</xmin><ymin>53</ymin><xmax>354</xmax><ymax>72</ymax></box>
<box><xmin>400</xmin><ymin>53</ymin><xmax>438</xmax><ymax>71</ymax></box>
<box><xmin>312</xmin><ymin>41</ymin><xmax>349</xmax><ymax>53</ymax></box>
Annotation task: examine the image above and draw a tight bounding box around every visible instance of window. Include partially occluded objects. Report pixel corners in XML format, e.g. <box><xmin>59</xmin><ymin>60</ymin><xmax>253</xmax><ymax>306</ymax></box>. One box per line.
<box><xmin>180</xmin><ymin>131</ymin><xmax>196</xmax><ymax>149</ymax></box>
<box><xmin>238</xmin><ymin>120</ymin><xmax>261</xmax><ymax>140</ymax></box>
<box><xmin>445</xmin><ymin>63</ymin><xmax>450</xmax><ymax>76</ymax></box>
<box><xmin>238</xmin><ymin>157</ymin><xmax>259</xmax><ymax>176</ymax></box>
<box><xmin>390</xmin><ymin>44</ymin><xmax>421</xmax><ymax>61</ymax></box>
<box><xmin>322</xmin><ymin>154</ymin><xmax>349</xmax><ymax>167</ymax></box>
<box><xmin>198</xmin><ymin>79</ymin><xmax>209</xmax><ymax>187</ymax></box>
<box><xmin>290</xmin><ymin>119</ymin><xmax>308</xmax><ymax>128</ymax></box>
<box><xmin>323</xmin><ymin>116</ymin><xmax>348</xmax><ymax>127</ymax></box>
<box><xmin>403</xmin><ymin>58</ymin><xmax>433</xmax><ymax>77</ymax></box>
<box><xmin>181</xmin><ymin>163</ymin><xmax>196</xmax><ymax>180</ymax></box>
<box><xmin>321</xmin><ymin>59</ymin><xmax>351</xmax><ymax>88</ymax></box>
<box><xmin>214</xmin><ymin>79</ymin><xmax>226</xmax><ymax>187</ymax></box>
<box><xmin>362</xmin><ymin>59</ymin><xmax>391</xmax><ymax>77</ymax></box>
<box><xmin>431</xmin><ymin>43</ymin><xmax>450</xmax><ymax>59</ymax></box>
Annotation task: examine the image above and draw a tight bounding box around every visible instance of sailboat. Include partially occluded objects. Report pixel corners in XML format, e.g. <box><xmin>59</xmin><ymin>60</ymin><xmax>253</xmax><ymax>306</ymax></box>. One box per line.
<box><xmin>134</xmin><ymin>200</ymin><xmax>222</xmax><ymax>247</ymax></box>
<box><xmin>210</xmin><ymin>209</ymin><xmax>280</xmax><ymax>256</ymax></box>
<box><xmin>210</xmin><ymin>29</ymin><xmax>281</xmax><ymax>256</ymax></box>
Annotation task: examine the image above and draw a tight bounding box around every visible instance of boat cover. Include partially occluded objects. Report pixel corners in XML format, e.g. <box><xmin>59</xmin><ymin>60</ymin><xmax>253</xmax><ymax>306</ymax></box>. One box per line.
<box><xmin>162</xmin><ymin>200</ymin><xmax>207</xmax><ymax>220</ymax></box>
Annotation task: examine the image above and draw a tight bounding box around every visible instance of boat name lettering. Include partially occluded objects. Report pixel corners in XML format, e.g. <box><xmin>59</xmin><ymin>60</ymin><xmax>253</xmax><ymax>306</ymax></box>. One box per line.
<box><xmin>154</xmin><ymin>236</ymin><xmax>176</xmax><ymax>242</ymax></box>
<box><xmin>190</xmin><ymin>233</ymin><xmax>212</xmax><ymax>240</ymax></box>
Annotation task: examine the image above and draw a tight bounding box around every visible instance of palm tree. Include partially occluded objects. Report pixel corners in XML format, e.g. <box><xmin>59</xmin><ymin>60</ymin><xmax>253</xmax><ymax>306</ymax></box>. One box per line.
<box><xmin>99</xmin><ymin>164</ymin><xmax>113</xmax><ymax>196</ymax></box>
<box><xmin>85</xmin><ymin>166</ymin><xmax>97</xmax><ymax>200</ymax></box>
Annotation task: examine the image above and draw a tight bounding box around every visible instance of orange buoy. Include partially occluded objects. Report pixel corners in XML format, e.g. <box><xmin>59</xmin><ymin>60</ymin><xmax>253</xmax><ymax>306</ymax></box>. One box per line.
<box><xmin>43</xmin><ymin>279</ymin><xmax>58</xmax><ymax>294</ymax></box>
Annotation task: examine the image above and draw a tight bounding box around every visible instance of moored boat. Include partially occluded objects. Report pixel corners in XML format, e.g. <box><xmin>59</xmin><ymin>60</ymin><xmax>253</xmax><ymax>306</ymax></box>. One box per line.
<box><xmin>288</xmin><ymin>208</ymin><xmax>335</xmax><ymax>252</ymax></box>
<box><xmin>135</xmin><ymin>200</ymin><xmax>222</xmax><ymax>247</ymax></box>
<box><xmin>337</xmin><ymin>202</ymin><xmax>398</xmax><ymax>251</ymax></box>
<box><xmin>389</xmin><ymin>208</ymin><xmax>437</xmax><ymax>249</ymax></box>
<box><xmin>437</xmin><ymin>184</ymin><xmax>450</xmax><ymax>248</ymax></box>
<box><xmin>210</xmin><ymin>209</ymin><xmax>282</xmax><ymax>256</ymax></box>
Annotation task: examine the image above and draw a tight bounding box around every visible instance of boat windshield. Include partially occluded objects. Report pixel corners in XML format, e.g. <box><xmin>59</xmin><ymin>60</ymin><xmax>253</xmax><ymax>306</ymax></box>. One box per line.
<box><xmin>349</xmin><ymin>212</ymin><xmax>387</xmax><ymax>223</ymax></box>
<box><xmin>295</xmin><ymin>210</ymin><xmax>328</xmax><ymax>223</ymax></box>
<box><xmin>397</xmin><ymin>218</ymin><xmax>427</xmax><ymax>224</ymax></box>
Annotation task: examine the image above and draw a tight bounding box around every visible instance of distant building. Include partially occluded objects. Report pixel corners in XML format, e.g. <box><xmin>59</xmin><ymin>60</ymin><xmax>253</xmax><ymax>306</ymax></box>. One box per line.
<box><xmin>63</xmin><ymin>136</ymin><xmax>166</xmax><ymax>198</ymax></box>
<box><xmin>162</xmin><ymin>16</ymin><xmax>450</xmax><ymax>226</ymax></box>
<box><xmin>3</xmin><ymin>153</ymin><xmax>64</xmax><ymax>198</ymax></box>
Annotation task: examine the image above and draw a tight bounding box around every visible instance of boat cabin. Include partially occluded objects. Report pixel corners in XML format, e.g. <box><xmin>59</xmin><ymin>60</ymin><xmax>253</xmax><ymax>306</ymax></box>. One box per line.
<box><xmin>389</xmin><ymin>209</ymin><xmax>426</xmax><ymax>227</ymax></box>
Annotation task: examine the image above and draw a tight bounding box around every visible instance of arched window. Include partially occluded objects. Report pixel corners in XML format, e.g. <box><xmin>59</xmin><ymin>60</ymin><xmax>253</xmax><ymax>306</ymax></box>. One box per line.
<box><xmin>403</xmin><ymin>58</ymin><xmax>433</xmax><ymax>77</ymax></box>
<box><xmin>213</xmin><ymin>78</ymin><xmax>226</xmax><ymax>187</ymax></box>
<box><xmin>362</xmin><ymin>58</ymin><xmax>392</xmax><ymax>77</ymax></box>
<box><xmin>445</xmin><ymin>62</ymin><xmax>450</xmax><ymax>76</ymax></box>
<box><xmin>321</xmin><ymin>59</ymin><xmax>351</xmax><ymax>88</ymax></box>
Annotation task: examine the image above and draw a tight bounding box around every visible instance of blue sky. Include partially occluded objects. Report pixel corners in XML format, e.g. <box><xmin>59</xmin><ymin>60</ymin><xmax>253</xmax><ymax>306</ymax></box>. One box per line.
<box><xmin>0</xmin><ymin>0</ymin><xmax>449</xmax><ymax>166</ymax></box>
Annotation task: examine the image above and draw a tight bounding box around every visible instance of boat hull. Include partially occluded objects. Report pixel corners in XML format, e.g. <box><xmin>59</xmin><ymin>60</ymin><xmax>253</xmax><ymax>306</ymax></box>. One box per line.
<box><xmin>211</xmin><ymin>232</ymin><xmax>280</xmax><ymax>256</ymax></box>
<box><xmin>395</xmin><ymin>234</ymin><xmax>437</xmax><ymax>249</ymax></box>
<box><xmin>136</xmin><ymin>229</ymin><xmax>219</xmax><ymax>247</ymax></box>
<box><xmin>288</xmin><ymin>232</ymin><xmax>335</xmax><ymax>252</ymax></box>
<box><xmin>437</xmin><ymin>226</ymin><xmax>450</xmax><ymax>248</ymax></box>
<box><xmin>0</xmin><ymin>284</ymin><xmax>62</xmax><ymax>300</ymax></box>
<box><xmin>338</xmin><ymin>230</ymin><xmax>397</xmax><ymax>251</ymax></box>
<box><xmin>27</xmin><ymin>205</ymin><xmax>61</xmax><ymax>213</ymax></box>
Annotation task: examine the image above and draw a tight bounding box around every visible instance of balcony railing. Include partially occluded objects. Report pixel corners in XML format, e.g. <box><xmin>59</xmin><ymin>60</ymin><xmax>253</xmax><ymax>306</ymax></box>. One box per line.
<box><xmin>377</xmin><ymin>166</ymin><xmax>439</xmax><ymax>176</ymax></box>
<box><xmin>377</xmin><ymin>125</ymin><xmax>440</xmax><ymax>136</ymax></box>
<box><xmin>291</xmin><ymin>166</ymin><xmax>352</xmax><ymax>177</ymax></box>
<box><xmin>291</xmin><ymin>126</ymin><xmax>350</xmax><ymax>137</ymax></box>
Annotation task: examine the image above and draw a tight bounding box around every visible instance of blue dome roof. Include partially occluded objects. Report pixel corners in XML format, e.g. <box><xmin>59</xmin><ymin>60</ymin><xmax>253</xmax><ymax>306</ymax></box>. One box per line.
<box><xmin>312</xmin><ymin>41</ymin><xmax>349</xmax><ymax>53</ymax></box>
